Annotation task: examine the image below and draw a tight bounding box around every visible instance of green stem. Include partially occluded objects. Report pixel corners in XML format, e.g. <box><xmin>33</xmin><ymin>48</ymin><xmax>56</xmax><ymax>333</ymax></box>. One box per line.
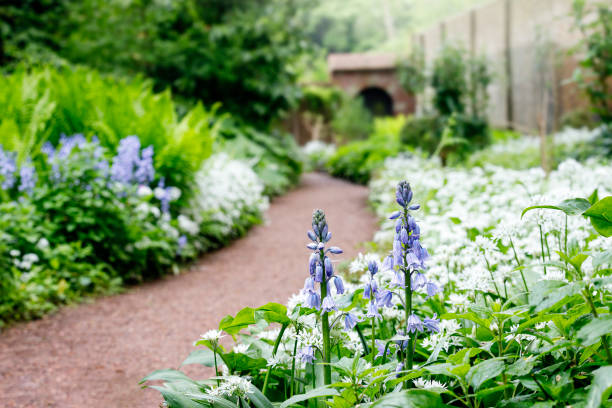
<box><xmin>583</xmin><ymin>288</ymin><xmax>612</xmax><ymax>364</ymax></box>
<box><xmin>213</xmin><ymin>347</ymin><xmax>219</xmax><ymax>386</ymax></box>
<box><xmin>484</xmin><ymin>255</ymin><xmax>502</xmax><ymax>298</ymax></box>
<box><xmin>319</xmin><ymin>250</ymin><xmax>332</xmax><ymax>385</ymax></box>
<box><xmin>262</xmin><ymin>323</ymin><xmax>287</xmax><ymax>396</ymax></box>
<box><xmin>371</xmin><ymin>317</ymin><xmax>376</xmax><ymax>361</ymax></box>
<box><xmin>355</xmin><ymin>323</ymin><xmax>369</xmax><ymax>355</ymax></box>
<box><xmin>405</xmin><ymin>268</ymin><xmax>414</xmax><ymax>371</ymax></box>
<box><xmin>539</xmin><ymin>225</ymin><xmax>547</xmax><ymax>275</ymax></box>
<box><xmin>290</xmin><ymin>330</ymin><xmax>298</xmax><ymax>397</ymax></box>
<box><xmin>510</xmin><ymin>238</ymin><xmax>528</xmax><ymax>293</ymax></box>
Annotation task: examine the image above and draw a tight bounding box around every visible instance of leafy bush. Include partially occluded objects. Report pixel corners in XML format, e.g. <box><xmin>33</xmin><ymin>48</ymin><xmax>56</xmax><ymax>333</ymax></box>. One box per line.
<box><xmin>0</xmin><ymin>66</ymin><xmax>216</xmax><ymax>206</ymax></box>
<box><xmin>331</xmin><ymin>96</ymin><xmax>373</xmax><ymax>143</ymax></box>
<box><xmin>400</xmin><ymin>115</ymin><xmax>444</xmax><ymax>154</ymax></box>
<box><xmin>217</xmin><ymin>121</ymin><xmax>303</xmax><ymax>196</ymax></box>
<box><xmin>327</xmin><ymin>116</ymin><xmax>407</xmax><ymax>184</ymax></box>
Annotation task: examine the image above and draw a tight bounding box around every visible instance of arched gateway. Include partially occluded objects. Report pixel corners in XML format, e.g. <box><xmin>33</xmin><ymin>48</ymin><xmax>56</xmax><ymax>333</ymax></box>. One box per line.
<box><xmin>327</xmin><ymin>53</ymin><xmax>415</xmax><ymax>116</ymax></box>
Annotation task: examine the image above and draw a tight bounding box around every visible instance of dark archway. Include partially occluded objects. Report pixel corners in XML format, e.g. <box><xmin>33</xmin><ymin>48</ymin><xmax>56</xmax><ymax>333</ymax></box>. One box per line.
<box><xmin>358</xmin><ymin>87</ymin><xmax>393</xmax><ymax>116</ymax></box>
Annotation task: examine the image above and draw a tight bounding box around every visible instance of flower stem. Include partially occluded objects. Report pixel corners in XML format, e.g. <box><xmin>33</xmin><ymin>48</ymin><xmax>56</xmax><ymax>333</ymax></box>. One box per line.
<box><xmin>371</xmin><ymin>317</ymin><xmax>376</xmax><ymax>361</ymax></box>
<box><xmin>319</xmin><ymin>250</ymin><xmax>332</xmax><ymax>385</ymax></box>
<box><xmin>262</xmin><ymin>323</ymin><xmax>287</xmax><ymax>396</ymax></box>
<box><xmin>404</xmin><ymin>268</ymin><xmax>414</xmax><ymax>371</ymax></box>
<box><xmin>583</xmin><ymin>288</ymin><xmax>612</xmax><ymax>364</ymax></box>
<box><xmin>290</xmin><ymin>328</ymin><xmax>299</xmax><ymax>397</ymax></box>
<box><xmin>213</xmin><ymin>347</ymin><xmax>219</xmax><ymax>386</ymax></box>
<box><xmin>539</xmin><ymin>225</ymin><xmax>547</xmax><ymax>275</ymax></box>
<box><xmin>355</xmin><ymin>323</ymin><xmax>369</xmax><ymax>355</ymax></box>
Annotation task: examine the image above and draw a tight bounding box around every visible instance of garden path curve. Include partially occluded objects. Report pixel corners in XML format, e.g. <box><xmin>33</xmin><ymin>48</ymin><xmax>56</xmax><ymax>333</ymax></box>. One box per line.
<box><xmin>0</xmin><ymin>173</ymin><xmax>377</xmax><ymax>408</ymax></box>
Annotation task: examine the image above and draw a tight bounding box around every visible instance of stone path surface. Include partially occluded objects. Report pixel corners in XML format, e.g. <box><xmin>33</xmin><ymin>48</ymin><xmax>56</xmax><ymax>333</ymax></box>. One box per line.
<box><xmin>0</xmin><ymin>173</ymin><xmax>377</xmax><ymax>408</ymax></box>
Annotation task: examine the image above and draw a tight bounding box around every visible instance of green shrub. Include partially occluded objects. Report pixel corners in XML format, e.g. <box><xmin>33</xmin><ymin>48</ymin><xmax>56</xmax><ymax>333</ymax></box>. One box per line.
<box><xmin>327</xmin><ymin>116</ymin><xmax>407</xmax><ymax>184</ymax></box>
<box><xmin>399</xmin><ymin>115</ymin><xmax>443</xmax><ymax>154</ymax></box>
<box><xmin>331</xmin><ymin>96</ymin><xmax>373</xmax><ymax>143</ymax></box>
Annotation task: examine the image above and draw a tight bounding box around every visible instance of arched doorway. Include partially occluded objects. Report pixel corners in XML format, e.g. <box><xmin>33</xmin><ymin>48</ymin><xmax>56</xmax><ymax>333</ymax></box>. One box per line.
<box><xmin>357</xmin><ymin>87</ymin><xmax>393</xmax><ymax>116</ymax></box>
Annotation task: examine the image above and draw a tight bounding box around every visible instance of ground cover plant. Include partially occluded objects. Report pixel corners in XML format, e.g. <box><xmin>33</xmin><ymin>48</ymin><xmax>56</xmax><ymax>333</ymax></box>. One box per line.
<box><xmin>143</xmin><ymin>154</ymin><xmax>612</xmax><ymax>407</ymax></box>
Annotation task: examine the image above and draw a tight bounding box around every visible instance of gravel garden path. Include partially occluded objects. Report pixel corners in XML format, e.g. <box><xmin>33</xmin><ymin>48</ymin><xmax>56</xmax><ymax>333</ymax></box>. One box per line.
<box><xmin>0</xmin><ymin>173</ymin><xmax>377</xmax><ymax>408</ymax></box>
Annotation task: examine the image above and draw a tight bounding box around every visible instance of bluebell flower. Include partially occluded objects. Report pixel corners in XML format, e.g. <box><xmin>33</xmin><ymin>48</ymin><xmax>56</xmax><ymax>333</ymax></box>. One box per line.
<box><xmin>135</xmin><ymin>145</ymin><xmax>155</xmax><ymax>184</ymax></box>
<box><xmin>314</xmin><ymin>265</ymin><xmax>323</xmax><ymax>282</ymax></box>
<box><xmin>424</xmin><ymin>314</ymin><xmax>440</xmax><ymax>333</ymax></box>
<box><xmin>18</xmin><ymin>162</ymin><xmax>37</xmax><ymax>194</ymax></box>
<box><xmin>328</xmin><ymin>246</ymin><xmax>343</xmax><ymax>254</ymax></box>
<box><xmin>376</xmin><ymin>290</ymin><xmax>394</xmax><ymax>308</ymax></box>
<box><xmin>407</xmin><ymin>314</ymin><xmax>423</xmax><ymax>333</ymax></box>
<box><xmin>0</xmin><ymin>146</ymin><xmax>17</xmax><ymax>190</ymax></box>
<box><xmin>317</xmin><ymin>242</ymin><xmax>325</xmax><ymax>250</ymax></box>
<box><xmin>389</xmin><ymin>210</ymin><xmax>401</xmax><ymax>220</ymax></box>
<box><xmin>321</xmin><ymin>296</ymin><xmax>338</xmax><ymax>313</ymax></box>
<box><xmin>307</xmin><ymin>230</ymin><xmax>317</xmax><ymax>242</ymax></box>
<box><xmin>344</xmin><ymin>313</ymin><xmax>359</xmax><ymax>331</ymax></box>
<box><xmin>308</xmin><ymin>253</ymin><xmax>317</xmax><ymax>275</ymax></box>
<box><xmin>297</xmin><ymin>346</ymin><xmax>315</xmax><ymax>364</ymax></box>
<box><xmin>382</xmin><ymin>255</ymin><xmax>393</xmax><ymax>271</ymax></box>
<box><xmin>395</xmin><ymin>362</ymin><xmax>404</xmax><ymax>378</ymax></box>
<box><xmin>307</xmin><ymin>243</ymin><xmax>318</xmax><ymax>250</ymax></box>
<box><xmin>375</xmin><ymin>340</ymin><xmax>391</xmax><ymax>358</ymax></box>
<box><xmin>303</xmin><ymin>277</ymin><xmax>315</xmax><ymax>292</ymax></box>
<box><xmin>411</xmin><ymin>272</ymin><xmax>427</xmax><ymax>289</ymax></box>
<box><xmin>324</xmin><ymin>257</ymin><xmax>333</xmax><ymax>277</ymax></box>
<box><xmin>305</xmin><ymin>291</ymin><xmax>321</xmax><ymax>309</ymax></box>
<box><xmin>324</xmin><ymin>231</ymin><xmax>332</xmax><ymax>242</ymax></box>
<box><xmin>366</xmin><ymin>301</ymin><xmax>381</xmax><ymax>319</ymax></box>
<box><xmin>177</xmin><ymin>235</ymin><xmax>187</xmax><ymax>255</ymax></box>
<box><xmin>364</xmin><ymin>279</ymin><xmax>378</xmax><ymax>299</ymax></box>
<box><xmin>391</xmin><ymin>271</ymin><xmax>405</xmax><ymax>288</ymax></box>
<box><xmin>333</xmin><ymin>276</ymin><xmax>345</xmax><ymax>294</ymax></box>
<box><xmin>367</xmin><ymin>260</ymin><xmax>378</xmax><ymax>275</ymax></box>
<box><xmin>425</xmin><ymin>281</ymin><xmax>441</xmax><ymax>299</ymax></box>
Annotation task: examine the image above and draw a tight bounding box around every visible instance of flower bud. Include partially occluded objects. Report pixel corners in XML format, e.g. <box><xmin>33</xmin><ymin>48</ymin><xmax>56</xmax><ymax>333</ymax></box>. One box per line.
<box><xmin>307</xmin><ymin>230</ymin><xmax>317</xmax><ymax>242</ymax></box>
<box><xmin>334</xmin><ymin>276</ymin><xmax>345</xmax><ymax>294</ymax></box>
<box><xmin>328</xmin><ymin>246</ymin><xmax>343</xmax><ymax>254</ymax></box>
<box><xmin>324</xmin><ymin>257</ymin><xmax>333</xmax><ymax>277</ymax></box>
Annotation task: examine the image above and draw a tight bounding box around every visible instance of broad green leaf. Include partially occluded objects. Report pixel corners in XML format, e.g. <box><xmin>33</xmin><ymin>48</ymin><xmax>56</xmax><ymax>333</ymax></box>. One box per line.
<box><xmin>475</xmin><ymin>384</ymin><xmax>513</xmax><ymax>398</ymax></box>
<box><xmin>447</xmin><ymin>348</ymin><xmax>483</xmax><ymax>365</ymax></box>
<box><xmin>466</xmin><ymin>358</ymin><xmax>505</xmax><ymax>390</ymax></box>
<box><xmin>149</xmin><ymin>386</ymin><xmax>206</xmax><ymax>408</ymax></box>
<box><xmin>506</xmin><ymin>356</ymin><xmax>536</xmax><ymax>377</ymax></box>
<box><xmin>256</xmin><ymin>303</ymin><xmax>290</xmax><ymax>325</ymax></box>
<box><xmin>521</xmin><ymin>198</ymin><xmax>591</xmax><ymax>218</ymax></box>
<box><xmin>140</xmin><ymin>369</ymin><xmax>194</xmax><ymax>385</ymax></box>
<box><xmin>219</xmin><ymin>307</ymin><xmax>256</xmax><ymax>335</ymax></box>
<box><xmin>577</xmin><ymin>314</ymin><xmax>612</xmax><ymax>347</ymax></box>
<box><xmin>583</xmin><ymin>197</ymin><xmax>612</xmax><ymax>237</ymax></box>
<box><xmin>586</xmin><ymin>366</ymin><xmax>612</xmax><ymax>408</ymax></box>
<box><xmin>279</xmin><ymin>386</ymin><xmax>340</xmax><ymax>408</ymax></box>
<box><xmin>370</xmin><ymin>389</ymin><xmax>444</xmax><ymax>407</ymax></box>
<box><xmin>247</xmin><ymin>386</ymin><xmax>274</xmax><ymax>408</ymax></box>
<box><xmin>181</xmin><ymin>349</ymin><xmax>216</xmax><ymax>367</ymax></box>
<box><xmin>221</xmin><ymin>352</ymin><xmax>267</xmax><ymax>373</ymax></box>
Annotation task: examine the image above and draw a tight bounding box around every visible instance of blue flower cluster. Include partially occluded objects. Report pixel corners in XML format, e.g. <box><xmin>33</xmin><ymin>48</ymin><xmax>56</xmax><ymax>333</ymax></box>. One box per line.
<box><xmin>302</xmin><ymin>209</ymin><xmax>344</xmax><ymax>312</ymax></box>
<box><xmin>387</xmin><ymin>181</ymin><xmax>440</xmax><ymax>334</ymax></box>
<box><xmin>363</xmin><ymin>260</ymin><xmax>393</xmax><ymax>320</ymax></box>
<box><xmin>0</xmin><ymin>145</ymin><xmax>37</xmax><ymax>194</ymax></box>
<box><xmin>111</xmin><ymin>136</ymin><xmax>155</xmax><ymax>185</ymax></box>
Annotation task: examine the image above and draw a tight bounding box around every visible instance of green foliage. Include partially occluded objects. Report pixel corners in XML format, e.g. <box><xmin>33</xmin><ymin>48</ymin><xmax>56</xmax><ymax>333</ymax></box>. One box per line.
<box><xmin>59</xmin><ymin>0</ymin><xmax>306</xmax><ymax>126</ymax></box>
<box><xmin>572</xmin><ymin>0</ymin><xmax>612</xmax><ymax>124</ymax></box>
<box><xmin>0</xmin><ymin>66</ymin><xmax>215</xmax><ymax>205</ymax></box>
<box><xmin>400</xmin><ymin>116</ymin><xmax>444</xmax><ymax>155</ymax></box>
<box><xmin>432</xmin><ymin>45</ymin><xmax>467</xmax><ymax>116</ymax></box>
<box><xmin>327</xmin><ymin>116</ymin><xmax>407</xmax><ymax>184</ymax></box>
<box><xmin>398</xmin><ymin>47</ymin><xmax>427</xmax><ymax>95</ymax></box>
<box><xmin>331</xmin><ymin>96</ymin><xmax>374</xmax><ymax>143</ymax></box>
<box><xmin>216</xmin><ymin>121</ymin><xmax>302</xmax><ymax>197</ymax></box>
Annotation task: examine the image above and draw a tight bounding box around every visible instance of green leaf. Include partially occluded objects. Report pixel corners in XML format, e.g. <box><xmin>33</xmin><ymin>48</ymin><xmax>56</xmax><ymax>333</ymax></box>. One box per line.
<box><xmin>140</xmin><ymin>369</ymin><xmax>194</xmax><ymax>385</ymax></box>
<box><xmin>181</xmin><ymin>349</ymin><xmax>216</xmax><ymax>367</ymax></box>
<box><xmin>506</xmin><ymin>356</ymin><xmax>536</xmax><ymax>377</ymax></box>
<box><xmin>149</xmin><ymin>386</ymin><xmax>206</xmax><ymax>408</ymax></box>
<box><xmin>466</xmin><ymin>358</ymin><xmax>505</xmax><ymax>390</ymax></box>
<box><xmin>586</xmin><ymin>366</ymin><xmax>612</xmax><ymax>408</ymax></box>
<box><xmin>577</xmin><ymin>314</ymin><xmax>612</xmax><ymax>347</ymax></box>
<box><xmin>219</xmin><ymin>307</ymin><xmax>256</xmax><ymax>335</ymax></box>
<box><xmin>370</xmin><ymin>390</ymin><xmax>444</xmax><ymax>407</ymax></box>
<box><xmin>279</xmin><ymin>386</ymin><xmax>340</xmax><ymax>408</ymax></box>
<box><xmin>246</xmin><ymin>386</ymin><xmax>274</xmax><ymax>408</ymax></box>
<box><xmin>592</xmin><ymin>249</ymin><xmax>612</xmax><ymax>268</ymax></box>
<box><xmin>521</xmin><ymin>198</ymin><xmax>591</xmax><ymax>218</ymax></box>
<box><xmin>583</xmin><ymin>197</ymin><xmax>612</xmax><ymax>237</ymax></box>
<box><xmin>221</xmin><ymin>352</ymin><xmax>267</xmax><ymax>373</ymax></box>
<box><xmin>256</xmin><ymin>303</ymin><xmax>290</xmax><ymax>325</ymax></box>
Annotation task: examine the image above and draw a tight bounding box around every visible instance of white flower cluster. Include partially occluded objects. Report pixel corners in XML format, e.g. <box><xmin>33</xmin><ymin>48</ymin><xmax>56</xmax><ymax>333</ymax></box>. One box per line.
<box><xmin>207</xmin><ymin>376</ymin><xmax>253</xmax><ymax>398</ymax></box>
<box><xmin>301</xmin><ymin>140</ymin><xmax>336</xmax><ymax>170</ymax></box>
<box><xmin>369</xmin><ymin>152</ymin><xmax>612</xmax><ymax>302</ymax></box>
<box><xmin>192</xmin><ymin>153</ymin><xmax>269</xmax><ymax>235</ymax></box>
